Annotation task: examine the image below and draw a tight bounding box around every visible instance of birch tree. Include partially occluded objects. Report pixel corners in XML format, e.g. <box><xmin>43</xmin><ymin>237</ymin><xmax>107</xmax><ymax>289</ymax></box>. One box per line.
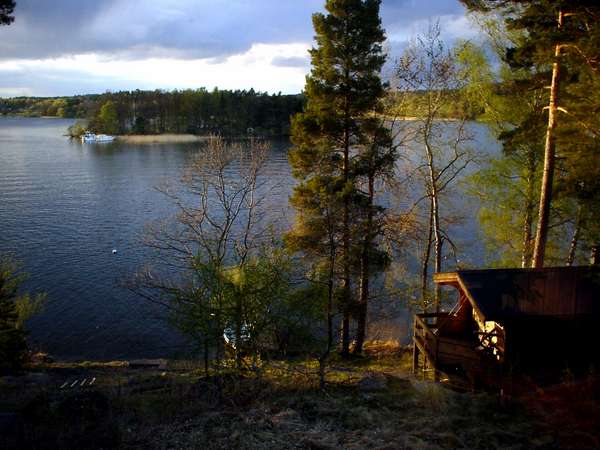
<box><xmin>392</xmin><ymin>24</ymin><xmax>474</xmax><ymax>311</ymax></box>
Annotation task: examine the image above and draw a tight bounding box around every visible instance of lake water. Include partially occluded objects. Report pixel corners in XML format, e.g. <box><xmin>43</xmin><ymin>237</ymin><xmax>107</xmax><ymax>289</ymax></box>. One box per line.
<box><xmin>0</xmin><ymin>117</ymin><xmax>499</xmax><ymax>360</ymax></box>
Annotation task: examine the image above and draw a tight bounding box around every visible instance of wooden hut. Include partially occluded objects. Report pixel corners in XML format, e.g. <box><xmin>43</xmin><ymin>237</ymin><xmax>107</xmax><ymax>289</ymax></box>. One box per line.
<box><xmin>413</xmin><ymin>266</ymin><xmax>600</xmax><ymax>387</ymax></box>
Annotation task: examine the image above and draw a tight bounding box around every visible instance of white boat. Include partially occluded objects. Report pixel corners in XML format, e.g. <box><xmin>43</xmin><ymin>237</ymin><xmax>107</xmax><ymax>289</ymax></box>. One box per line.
<box><xmin>81</xmin><ymin>131</ymin><xmax>116</xmax><ymax>143</ymax></box>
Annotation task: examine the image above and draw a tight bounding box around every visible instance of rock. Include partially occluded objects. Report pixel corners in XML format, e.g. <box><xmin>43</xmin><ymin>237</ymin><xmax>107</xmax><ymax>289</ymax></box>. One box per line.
<box><xmin>358</xmin><ymin>372</ymin><xmax>388</xmax><ymax>392</ymax></box>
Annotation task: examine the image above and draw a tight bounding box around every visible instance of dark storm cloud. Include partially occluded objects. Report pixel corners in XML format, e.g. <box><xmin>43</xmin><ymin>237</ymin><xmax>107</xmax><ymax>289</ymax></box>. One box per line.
<box><xmin>0</xmin><ymin>0</ymin><xmax>324</xmax><ymax>60</ymax></box>
<box><xmin>0</xmin><ymin>0</ymin><xmax>469</xmax><ymax>62</ymax></box>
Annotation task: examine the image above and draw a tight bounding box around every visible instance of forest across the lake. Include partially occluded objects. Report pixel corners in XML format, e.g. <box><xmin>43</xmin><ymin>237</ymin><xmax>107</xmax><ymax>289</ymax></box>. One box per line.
<box><xmin>0</xmin><ymin>89</ymin><xmax>305</xmax><ymax>137</ymax></box>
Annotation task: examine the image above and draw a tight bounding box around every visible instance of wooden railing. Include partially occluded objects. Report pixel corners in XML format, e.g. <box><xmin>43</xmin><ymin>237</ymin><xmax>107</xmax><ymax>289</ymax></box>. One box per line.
<box><xmin>413</xmin><ymin>310</ymin><xmax>506</xmax><ymax>387</ymax></box>
<box><xmin>413</xmin><ymin>312</ymin><xmax>450</xmax><ymax>380</ymax></box>
<box><xmin>475</xmin><ymin>329</ymin><xmax>505</xmax><ymax>361</ymax></box>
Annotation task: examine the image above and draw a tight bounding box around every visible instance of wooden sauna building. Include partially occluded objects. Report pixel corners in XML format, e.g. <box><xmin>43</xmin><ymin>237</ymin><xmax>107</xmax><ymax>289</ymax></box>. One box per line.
<box><xmin>413</xmin><ymin>266</ymin><xmax>600</xmax><ymax>387</ymax></box>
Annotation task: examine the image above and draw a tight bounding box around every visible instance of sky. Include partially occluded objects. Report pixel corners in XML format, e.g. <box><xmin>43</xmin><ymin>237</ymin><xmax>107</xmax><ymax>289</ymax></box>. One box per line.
<box><xmin>0</xmin><ymin>0</ymin><xmax>479</xmax><ymax>97</ymax></box>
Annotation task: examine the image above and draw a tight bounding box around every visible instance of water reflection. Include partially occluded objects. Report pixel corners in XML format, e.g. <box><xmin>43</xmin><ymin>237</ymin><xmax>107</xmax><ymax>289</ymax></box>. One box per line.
<box><xmin>0</xmin><ymin>117</ymin><xmax>499</xmax><ymax>359</ymax></box>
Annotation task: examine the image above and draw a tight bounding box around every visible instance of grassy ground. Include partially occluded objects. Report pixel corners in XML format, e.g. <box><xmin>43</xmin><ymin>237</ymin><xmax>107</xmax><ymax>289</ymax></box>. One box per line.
<box><xmin>1</xmin><ymin>344</ymin><xmax>598</xmax><ymax>449</ymax></box>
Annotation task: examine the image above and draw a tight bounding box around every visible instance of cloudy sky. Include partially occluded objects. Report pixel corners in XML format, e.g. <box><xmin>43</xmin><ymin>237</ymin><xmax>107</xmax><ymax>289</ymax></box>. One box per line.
<box><xmin>0</xmin><ymin>0</ymin><xmax>478</xmax><ymax>97</ymax></box>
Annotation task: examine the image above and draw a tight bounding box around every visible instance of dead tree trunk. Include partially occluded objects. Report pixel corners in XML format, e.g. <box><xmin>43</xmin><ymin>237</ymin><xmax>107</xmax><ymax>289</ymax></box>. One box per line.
<box><xmin>532</xmin><ymin>10</ymin><xmax>563</xmax><ymax>268</ymax></box>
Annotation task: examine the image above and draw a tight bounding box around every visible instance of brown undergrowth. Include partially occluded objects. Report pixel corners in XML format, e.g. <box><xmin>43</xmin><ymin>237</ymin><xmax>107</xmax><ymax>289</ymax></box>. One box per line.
<box><xmin>0</xmin><ymin>343</ymin><xmax>590</xmax><ymax>449</ymax></box>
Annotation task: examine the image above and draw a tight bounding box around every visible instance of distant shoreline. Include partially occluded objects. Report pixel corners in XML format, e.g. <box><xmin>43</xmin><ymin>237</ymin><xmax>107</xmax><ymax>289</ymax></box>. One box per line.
<box><xmin>115</xmin><ymin>134</ymin><xmax>211</xmax><ymax>144</ymax></box>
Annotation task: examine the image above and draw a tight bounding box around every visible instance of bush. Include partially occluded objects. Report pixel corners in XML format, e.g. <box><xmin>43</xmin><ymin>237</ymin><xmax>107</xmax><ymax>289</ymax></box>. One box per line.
<box><xmin>0</xmin><ymin>255</ymin><xmax>45</xmax><ymax>374</ymax></box>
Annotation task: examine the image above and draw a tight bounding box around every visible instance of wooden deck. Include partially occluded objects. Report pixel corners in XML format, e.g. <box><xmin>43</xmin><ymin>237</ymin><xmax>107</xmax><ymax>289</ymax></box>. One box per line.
<box><xmin>413</xmin><ymin>312</ymin><xmax>502</xmax><ymax>387</ymax></box>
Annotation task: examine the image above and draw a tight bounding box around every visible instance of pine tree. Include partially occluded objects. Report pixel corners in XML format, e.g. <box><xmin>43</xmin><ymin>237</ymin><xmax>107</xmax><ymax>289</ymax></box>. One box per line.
<box><xmin>0</xmin><ymin>257</ymin><xmax>28</xmax><ymax>374</ymax></box>
<box><xmin>287</xmin><ymin>0</ymin><xmax>388</xmax><ymax>357</ymax></box>
<box><xmin>0</xmin><ymin>0</ymin><xmax>15</xmax><ymax>25</ymax></box>
<box><xmin>461</xmin><ymin>1</ymin><xmax>600</xmax><ymax>266</ymax></box>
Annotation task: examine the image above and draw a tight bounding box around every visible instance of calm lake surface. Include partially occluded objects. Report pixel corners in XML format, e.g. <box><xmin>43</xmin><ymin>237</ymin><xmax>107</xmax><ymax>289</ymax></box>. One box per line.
<box><xmin>0</xmin><ymin>117</ymin><xmax>499</xmax><ymax>360</ymax></box>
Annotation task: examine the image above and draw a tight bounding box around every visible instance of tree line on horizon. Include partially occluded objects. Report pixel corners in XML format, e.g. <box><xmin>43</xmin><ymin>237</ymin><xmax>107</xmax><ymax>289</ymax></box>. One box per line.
<box><xmin>0</xmin><ymin>89</ymin><xmax>306</xmax><ymax>137</ymax></box>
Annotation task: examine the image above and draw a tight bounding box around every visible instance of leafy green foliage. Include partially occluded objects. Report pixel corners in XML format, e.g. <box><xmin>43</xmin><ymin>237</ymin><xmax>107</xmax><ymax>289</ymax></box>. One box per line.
<box><xmin>0</xmin><ymin>255</ymin><xmax>45</xmax><ymax>373</ymax></box>
<box><xmin>66</xmin><ymin>120</ymin><xmax>87</xmax><ymax>138</ymax></box>
<box><xmin>97</xmin><ymin>100</ymin><xmax>119</xmax><ymax>135</ymax></box>
<box><xmin>462</xmin><ymin>0</ymin><xmax>600</xmax><ymax>263</ymax></box>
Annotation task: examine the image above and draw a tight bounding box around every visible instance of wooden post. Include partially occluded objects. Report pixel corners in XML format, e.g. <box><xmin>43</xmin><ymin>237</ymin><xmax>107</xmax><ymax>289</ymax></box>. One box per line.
<box><xmin>413</xmin><ymin>344</ymin><xmax>419</xmax><ymax>374</ymax></box>
<box><xmin>433</xmin><ymin>330</ymin><xmax>439</xmax><ymax>382</ymax></box>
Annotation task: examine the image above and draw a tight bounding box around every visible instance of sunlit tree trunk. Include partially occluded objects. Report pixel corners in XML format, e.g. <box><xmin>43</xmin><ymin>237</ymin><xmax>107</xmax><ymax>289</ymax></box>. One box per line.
<box><xmin>522</xmin><ymin>151</ymin><xmax>537</xmax><ymax>268</ymax></box>
<box><xmin>532</xmin><ymin>10</ymin><xmax>563</xmax><ymax>268</ymax></box>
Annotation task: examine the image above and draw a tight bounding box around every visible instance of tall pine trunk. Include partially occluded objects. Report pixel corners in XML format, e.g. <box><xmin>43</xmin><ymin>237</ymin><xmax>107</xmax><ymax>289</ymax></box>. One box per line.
<box><xmin>319</xmin><ymin>236</ymin><xmax>336</xmax><ymax>389</ymax></box>
<box><xmin>532</xmin><ymin>10</ymin><xmax>563</xmax><ymax>268</ymax></box>
<box><xmin>340</xmin><ymin>116</ymin><xmax>351</xmax><ymax>358</ymax></box>
<box><xmin>354</xmin><ymin>175</ymin><xmax>374</xmax><ymax>355</ymax></box>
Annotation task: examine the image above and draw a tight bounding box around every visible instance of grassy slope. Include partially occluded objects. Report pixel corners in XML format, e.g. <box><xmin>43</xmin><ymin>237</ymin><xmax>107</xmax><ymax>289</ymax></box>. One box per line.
<box><xmin>1</xmin><ymin>344</ymin><xmax>598</xmax><ymax>449</ymax></box>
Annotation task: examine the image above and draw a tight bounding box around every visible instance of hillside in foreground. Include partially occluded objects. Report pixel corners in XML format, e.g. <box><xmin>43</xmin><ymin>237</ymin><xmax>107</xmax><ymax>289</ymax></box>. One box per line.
<box><xmin>1</xmin><ymin>343</ymin><xmax>598</xmax><ymax>449</ymax></box>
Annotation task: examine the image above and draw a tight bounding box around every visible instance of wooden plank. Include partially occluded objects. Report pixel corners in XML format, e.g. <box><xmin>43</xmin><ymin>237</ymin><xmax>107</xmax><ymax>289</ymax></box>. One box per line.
<box><xmin>433</xmin><ymin>272</ymin><xmax>460</xmax><ymax>284</ymax></box>
<box><xmin>414</xmin><ymin>315</ymin><xmax>437</xmax><ymax>340</ymax></box>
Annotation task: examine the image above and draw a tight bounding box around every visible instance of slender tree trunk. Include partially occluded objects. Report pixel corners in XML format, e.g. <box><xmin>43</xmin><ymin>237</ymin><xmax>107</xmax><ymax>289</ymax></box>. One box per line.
<box><xmin>532</xmin><ymin>10</ymin><xmax>563</xmax><ymax>268</ymax></box>
<box><xmin>421</xmin><ymin>198</ymin><xmax>434</xmax><ymax>311</ymax></box>
<box><xmin>327</xmin><ymin>242</ymin><xmax>335</xmax><ymax>353</ymax></box>
<box><xmin>424</xmin><ymin>138</ymin><xmax>442</xmax><ymax>311</ymax></box>
<box><xmin>566</xmin><ymin>204</ymin><xmax>582</xmax><ymax>266</ymax></box>
<box><xmin>341</xmin><ymin>110</ymin><xmax>351</xmax><ymax>358</ymax></box>
<box><xmin>354</xmin><ymin>176</ymin><xmax>374</xmax><ymax>355</ymax></box>
<box><xmin>521</xmin><ymin>151</ymin><xmax>536</xmax><ymax>267</ymax></box>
